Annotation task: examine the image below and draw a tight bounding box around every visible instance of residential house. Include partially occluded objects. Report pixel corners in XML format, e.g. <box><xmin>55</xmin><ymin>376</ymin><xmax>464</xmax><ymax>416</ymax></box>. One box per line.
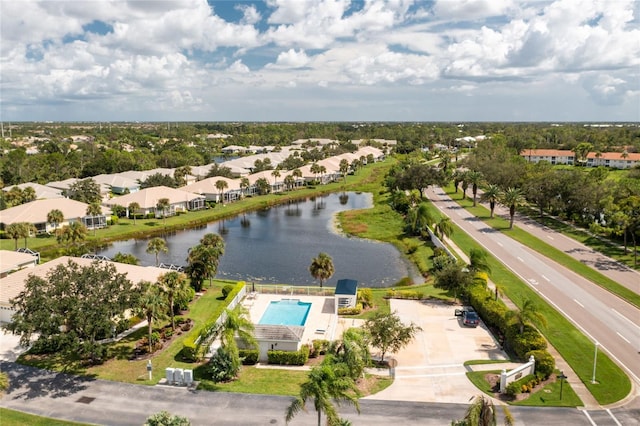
<box><xmin>2</xmin><ymin>183</ymin><xmax>64</xmax><ymax>200</ymax></box>
<box><xmin>92</xmin><ymin>174</ymin><xmax>141</xmax><ymax>195</ymax></box>
<box><xmin>103</xmin><ymin>186</ymin><xmax>205</xmax><ymax>217</ymax></box>
<box><xmin>0</xmin><ymin>198</ymin><xmax>110</xmax><ymax>234</ymax></box>
<box><xmin>0</xmin><ymin>250</ymin><xmax>38</xmax><ymax>278</ymax></box>
<box><xmin>181</xmin><ymin>177</ymin><xmax>242</xmax><ymax>203</ymax></box>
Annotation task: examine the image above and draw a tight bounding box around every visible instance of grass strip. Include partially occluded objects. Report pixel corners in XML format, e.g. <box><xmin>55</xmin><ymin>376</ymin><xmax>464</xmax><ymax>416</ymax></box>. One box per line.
<box><xmin>0</xmin><ymin>408</ymin><xmax>90</xmax><ymax>426</ymax></box>
<box><xmin>442</xmin><ymin>185</ymin><xmax>640</xmax><ymax>309</ymax></box>
<box><xmin>424</xmin><ymin>199</ymin><xmax>631</xmax><ymax>405</ymax></box>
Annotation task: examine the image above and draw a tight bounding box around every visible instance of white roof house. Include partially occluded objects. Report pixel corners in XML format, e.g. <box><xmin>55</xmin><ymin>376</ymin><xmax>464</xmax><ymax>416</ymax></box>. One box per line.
<box><xmin>181</xmin><ymin>177</ymin><xmax>242</xmax><ymax>202</ymax></box>
<box><xmin>0</xmin><ymin>250</ymin><xmax>38</xmax><ymax>278</ymax></box>
<box><xmin>0</xmin><ymin>256</ymin><xmax>169</xmax><ymax>323</ymax></box>
<box><xmin>3</xmin><ymin>183</ymin><xmax>64</xmax><ymax>200</ymax></box>
<box><xmin>92</xmin><ymin>174</ymin><xmax>140</xmax><ymax>195</ymax></box>
<box><xmin>103</xmin><ymin>186</ymin><xmax>205</xmax><ymax>215</ymax></box>
<box><xmin>46</xmin><ymin>178</ymin><xmax>79</xmax><ymax>192</ymax></box>
<box><xmin>0</xmin><ymin>198</ymin><xmax>111</xmax><ymax>233</ymax></box>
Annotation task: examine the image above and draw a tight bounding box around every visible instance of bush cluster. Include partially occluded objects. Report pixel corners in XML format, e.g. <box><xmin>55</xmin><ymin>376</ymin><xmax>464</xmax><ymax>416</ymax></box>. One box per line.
<box><xmin>267</xmin><ymin>346</ymin><xmax>310</xmax><ymax>366</ymax></box>
<box><xmin>338</xmin><ymin>304</ymin><xmax>362</xmax><ymax>315</ymax></box>
<box><xmin>182</xmin><ymin>281</ymin><xmax>246</xmax><ymax>362</ymax></box>
<box><xmin>385</xmin><ymin>289</ymin><xmax>425</xmax><ymax>300</ymax></box>
<box><xmin>239</xmin><ymin>349</ymin><xmax>259</xmax><ymax>365</ymax></box>
<box><xmin>309</xmin><ymin>339</ymin><xmax>329</xmax><ymax>358</ymax></box>
<box><xmin>527</xmin><ymin>349</ymin><xmax>555</xmax><ymax>379</ymax></box>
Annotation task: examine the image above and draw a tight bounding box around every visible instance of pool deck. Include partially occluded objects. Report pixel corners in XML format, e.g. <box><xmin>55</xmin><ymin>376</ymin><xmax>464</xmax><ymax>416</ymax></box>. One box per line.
<box><xmin>242</xmin><ymin>293</ymin><xmax>363</xmax><ymax>344</ymax></box>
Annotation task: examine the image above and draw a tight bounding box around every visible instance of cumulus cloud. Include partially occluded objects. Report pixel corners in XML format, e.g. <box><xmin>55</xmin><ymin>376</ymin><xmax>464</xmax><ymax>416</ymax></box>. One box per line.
<box><xmin>1</xmin><ymin>0</ymin><xmax>638</xmax><ymax>121</ymax></box>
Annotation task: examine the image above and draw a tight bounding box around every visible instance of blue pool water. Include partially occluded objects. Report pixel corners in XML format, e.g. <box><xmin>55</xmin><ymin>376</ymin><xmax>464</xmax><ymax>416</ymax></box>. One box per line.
<box><xmin>259</xmin><ymin>300</ymin><xmax>312</xmax><ymax>326</ymax></box>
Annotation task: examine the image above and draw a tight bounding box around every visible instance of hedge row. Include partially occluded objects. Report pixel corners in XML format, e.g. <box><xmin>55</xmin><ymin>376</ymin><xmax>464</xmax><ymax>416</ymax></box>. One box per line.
<box><xmin>338</xmin><ymin>304</ymin><xmax>362</xmax><ymax>315</ymax></box>
<box><xmin>467</xmin><ymin>282</ymin><xmax>553</xmax><ymax>368</ymax></box>
<box><xmin>182</xmin><ymin>281</ymin><xmax>246</xmax><ymax>362</ymax></box>
<box><xmin>239</xmin><ymin>349</ymin><xmax>259</xmax><ymax>365</ymax></box>
<box><xmin>267</xmin><ymin>346</ymin><xmax>310</xmax><ymax>366</ymax></box>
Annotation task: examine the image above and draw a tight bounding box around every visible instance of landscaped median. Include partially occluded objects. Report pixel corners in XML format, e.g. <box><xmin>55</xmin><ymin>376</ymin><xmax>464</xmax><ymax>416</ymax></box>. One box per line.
<box><xmin>425</xmin><ymin>190</ymin><xmax>632</xmax><ymax>405</ymax></box>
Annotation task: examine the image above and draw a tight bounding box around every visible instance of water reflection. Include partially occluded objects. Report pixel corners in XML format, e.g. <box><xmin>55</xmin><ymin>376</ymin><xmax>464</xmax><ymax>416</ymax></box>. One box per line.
<box><xmin>99</xmin><ymin>192</ymin><xmax>417</xmax><ymax>287</ymax></box>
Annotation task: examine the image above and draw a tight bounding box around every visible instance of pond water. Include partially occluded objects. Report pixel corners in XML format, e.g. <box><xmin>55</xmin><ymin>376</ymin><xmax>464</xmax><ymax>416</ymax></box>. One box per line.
<box><xmin>98</xmin><ymin>192</ymin><xmax>418</xmax><ymax>287</ymax></box>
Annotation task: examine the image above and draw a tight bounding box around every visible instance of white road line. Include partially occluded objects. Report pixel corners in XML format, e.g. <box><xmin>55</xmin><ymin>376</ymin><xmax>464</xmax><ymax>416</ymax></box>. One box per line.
<box><xmin>395</xmin><ymin>372</ymin><xmax>466</xmax><ymax>378</ymax></box>
<box><xmin>546</xmin><ymin>235</ymin><xmax>554</xmax><ymax>240</ymax></box>
<box><xmin>396</xmin><ymin>364</ymin><xmax>462</xmax><ymax>370</ymax></box>
<box><xmin>582</xmin><ymin>410</ymin><xmax>597</xmax><ymax>426</ymax></box>
<box><xmin>612</xmin><ymin>309</ymin><xmax>640</xmax><ymax>332</ymax></box>
<box><xmin>574</xmin><ymin>299</ymin><xmax>584</xmax><ymax>308</ymax></box>
<box><xmin>542</xmin><ymin>275</ymin><xmax>550</xmax><ymax>282</ymax></box>
<box><xmin>616</xmin><ymin>332</ymin><xmax>631</xmax><ymax>344</ymax></box>
<box><xmin>606</xmin><ymin>409</ymin><xmax>622</xmax><ymax>426</ymax></box>
<box><xmin>517</xmin><ymin>256</ymin><xmax>524</xmax><ymax>262</ymax></box>
<box><xmin>496</xmin><ymin>241</ymin><xmax>503</xmax><ymax>247</ymax></box>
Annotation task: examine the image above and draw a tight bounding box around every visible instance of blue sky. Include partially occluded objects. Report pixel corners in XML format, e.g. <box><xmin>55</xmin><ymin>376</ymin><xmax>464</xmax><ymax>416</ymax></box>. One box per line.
<box><xmin>1</xmin><ymin>0</ymin><xmax>639</xmax><ymax>122</ymax></box>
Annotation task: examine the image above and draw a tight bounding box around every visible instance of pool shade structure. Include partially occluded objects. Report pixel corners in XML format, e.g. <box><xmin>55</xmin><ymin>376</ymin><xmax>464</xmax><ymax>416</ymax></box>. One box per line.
<box><xmin>334</xmin><ymin>279</ymin><xmax>358</xmax><ymax>312</ymax></box>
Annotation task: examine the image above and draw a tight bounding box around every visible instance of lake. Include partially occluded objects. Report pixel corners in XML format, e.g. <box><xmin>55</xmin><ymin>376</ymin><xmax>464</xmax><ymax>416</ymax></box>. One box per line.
<box><xmin>98</xmin><ymin>192</ymin><xmax>418</xmax><ymax>287</ymax></box>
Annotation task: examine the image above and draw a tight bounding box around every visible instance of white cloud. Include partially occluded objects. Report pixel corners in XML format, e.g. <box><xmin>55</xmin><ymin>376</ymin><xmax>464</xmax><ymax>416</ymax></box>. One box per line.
<box><xmin>1</xmin><ymin>0</ymin><xmax>638</xmax><ymax>121</ymax></box>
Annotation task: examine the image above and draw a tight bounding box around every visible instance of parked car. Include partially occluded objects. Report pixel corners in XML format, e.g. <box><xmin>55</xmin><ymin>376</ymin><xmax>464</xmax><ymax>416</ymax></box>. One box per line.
<box><xmin>454</xmin><ymin>307</ymin><xmax>480</xmax><ymax>327</ymax></box>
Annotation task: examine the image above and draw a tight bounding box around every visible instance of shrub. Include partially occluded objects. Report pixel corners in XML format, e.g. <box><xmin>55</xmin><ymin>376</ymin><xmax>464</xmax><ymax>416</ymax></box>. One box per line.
<box><xmin>222</xmin><ymin>285</ymin><xmax>234</xmax><ymax>299</ymax></box>
<box><xmin>239</xmin><ymin>349</ymin><xmax>259</xmax><ymax>365</ymax></box>
<box><xmin>267</xmin><ymin>346</ymin><xmax>310</xmax><ymax>366</ymax></box>
<box><xmin>146</xmin><ymin>213</ymin><xmax>156</xmax><ymax>219</ymax></box>
<box><xmin>338</xmin><ymin>304</ymin><xmax>362</xmax><ymax>315</ymax></box>
<box><xmin>357</xmin><ymin>288</ymin><xmax>374</xmax><ymax>309</ymax></box>
<box><xmin>506</xmin><ymin>324</ymin><xmax>547</xmax><ymax>359</ymax></box>
<box><xmin>505</xmin><ymin>381</ymin><xmax>521</xmax><ymax>397</ymax></box>
<box><xmin>208</xmin><ymin>346</ymin><xmax>240</xmax><ymax>383</ymax></box>
<box><xmin>311</xmin><ymin>339</ymin><xmax>329</xmax><ymax>357</ymax></box>
<box><xmin>527</xmin><ymin>349</ymin><xmax>555</xmax><ymax>379</ymax></box>
<box><xmin>432</xmin><ymin>254</ymin><xmax>455</xmax><ymax>272</ymax></box>
<box><xmin>394</xmin><ymin>276</ymin><xmax>414</xmax><ymax>287</ymax></box>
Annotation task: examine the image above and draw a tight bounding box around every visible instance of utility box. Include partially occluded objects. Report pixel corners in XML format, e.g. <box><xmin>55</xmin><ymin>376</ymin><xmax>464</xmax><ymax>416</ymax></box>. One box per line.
<box><xmin>173</xmin><ymin>368</ymin><xmax>184</xmax><ymax>385</ymax></box>
<box><xmin>165</xmin><ymin>368</ymin><xmax>175</xmax><ymax>384</ymax></box>
<box><xmin>183</xmin><ymin>369</ymin><xmax>193</xmax><ymax>386</ymax></box>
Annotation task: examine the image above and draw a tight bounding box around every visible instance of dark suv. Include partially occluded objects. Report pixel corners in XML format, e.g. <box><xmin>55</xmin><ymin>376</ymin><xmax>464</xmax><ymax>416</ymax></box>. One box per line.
<box><xmin>454</xmin><ymin>307</ymin><xmax>480</xmax><ymax>327</ymax></box>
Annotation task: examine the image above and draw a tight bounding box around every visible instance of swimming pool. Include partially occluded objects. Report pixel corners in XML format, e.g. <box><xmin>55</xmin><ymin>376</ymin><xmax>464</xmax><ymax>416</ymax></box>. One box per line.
<box><xmin>258</xmin><ymin>299</ymin><xmax>312</xmax><ymax>326</ymax></box>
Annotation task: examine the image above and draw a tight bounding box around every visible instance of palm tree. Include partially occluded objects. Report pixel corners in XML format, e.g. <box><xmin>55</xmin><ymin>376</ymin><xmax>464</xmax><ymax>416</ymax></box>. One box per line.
<box><xmin>255</xmin><ymin>177</ymin><xmax>270</xmax><ymax>195</ymax></box>
<box><xmin>86</xmin><ymin>202</ymin><xmax>103</xmax><ymax>236</ymax></box>
<box><xmin>218</xmin><ymin>304</ymin><xmax>256</xmax><ymax>351</ymax></box>
<box><xmin>215</xmin><ymin>180</ymin><xmax>228</xmax><ymax>204</ymax></box>
<box><xmin>128</xmin><ymin>202</ymin><xmax>141</xmax><ymax>225</ymax></box>
<box><xmin>434</xmin><ymin>217</ymin><xmax>454</xmax><ymax>240</ymax></box>
<box><xmin>156</xmin><ymin>198</ymin><xmax>170</xmax><ymax>225</ymax></box>
<box><xmin>186</xmin><ymin>238</ymin><xmax>225</xmax><ymax>289</ymax></box>
<box><xmin>158</xmin><ymin>271</ymin><xmax>189</xmax><ymax>330</ymax></box>
<box><xmin>56</xmin><ymin>221</ymin><xmax>87</xmax><ymax>254</ymax></box>
<box><xmin>292</xmin><ymin>168</ymin><xmax>302</xmax><ymax>187</ymax></box>
<box><xmin>510</xmin><ymin>298</ymin><xmax>548</xmax><ymax>334</ymax></box>
<box><xmin>239</xmin><ymin>177</ymin><xmax>251</xmax><ymax>198</ymax></box>
<box><xmin>310</xmin><ymin>163</ymin><xmax>321</xmax><ymax>183</ymax></box>
<box><xmin>271</xmin><ymin>169</ymin><xmax>281</xmax><ymax>187</ymax></box>
<box><xmin>469</xmin><ymin>248</ymin><xmax>491</xmax><ymax>274</ymax></box>
<box><xmin>329</xmin><ymin>328</ymin><xmax>371</xmax><ymax>380</ymax></box>
<box><xmin>285</xmin><ymin>362</ymin><xmax>360</xmax><ymax>426</ymax></box>
<box><xmin>173</xmin><ymin>165</ymin><xmax>192</xmax><ymax>187</ymax></box>
<box><xmin>480</xmin><ymin>185</ymin><xmax>501</xmax><ymax>218</ymax></box>
<box><xmin>309</xmin><ymin>252</ymin><xmax>335</xmax><ymax>288</ymax></box>
<box><xmin>46</xmin><ymin>209</ymin><xmax>64</xmax><ymax>233</ymax></box>
<box><xmin>452</xmin><ymin>395</ymin><xmax>515</xmax><ymax>426</ymax></box>
<box><xmin>319</xmin><ymin>165</ymin><xmax>327</xmax><ymax>183</ymax></box>
<box><xmin>284</xmin><ymin>175</ymin><xmax>295</xmax><ymax>192</ymax></box>
<box><xmin>147</xmin><ymin>237</ymin><xmax>168</xmax><ymax>266</ymax></box>
<box><xmin>5</xmin><ymin>223</ymin><xmax>22</xmax><ymax>250</ymax></box>
<box><xmin>137</xmin><ymin>281</ymin><xmax>168</xmax><ymax>354</ymax></box>
<box><xmin>467</xmin><ymin>170</ymin><xmax>484</xmax><ymax>207</ymax></box>
<box><xmin>501</xmin><ymin>187</ymin><xmax>525</xmax><ymax>229</ymax></box>
<box><xmin>460</xmin><ymin>171</ymin><xmax>470</xmax><ymax>200</ymax></box>
<box><xmin>18</xmin><ymin>222</ymin><xmax>37</xmax><ymax>249</ymax></box>
<box><xmin>405</xmin><ymin>202</ymin><xmax>433</xmax><ymax>236</ymax></box>
<box><xmin>339</xmin><ymin>159</ymin><xmax>349</xmax><ymax>183</ymax></box>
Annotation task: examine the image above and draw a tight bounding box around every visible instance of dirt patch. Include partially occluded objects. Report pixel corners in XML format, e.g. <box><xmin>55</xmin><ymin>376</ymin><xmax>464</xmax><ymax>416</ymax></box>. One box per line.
<box><xmin>485</xmin><ymin>372</ymin><xmax>556</xmax><ymax>402</ymax></box>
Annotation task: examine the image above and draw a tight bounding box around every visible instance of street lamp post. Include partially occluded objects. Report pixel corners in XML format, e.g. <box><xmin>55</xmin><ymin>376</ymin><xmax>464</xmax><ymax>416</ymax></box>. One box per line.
<box><xmin>591</xmin><ymin>341</ymin><xmax>599</xmax><ymax>384</ymax></box>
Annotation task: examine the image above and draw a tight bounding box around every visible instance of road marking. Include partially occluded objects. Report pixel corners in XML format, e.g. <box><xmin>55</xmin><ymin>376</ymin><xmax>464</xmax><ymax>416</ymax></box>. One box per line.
<box><xmin>606</xmin><ymin>409</ymin><xmax>622</xmax><ymax>426</ymax></box>
<box><xmin>546</xmin><ymin>235</ymin><xmax>554</xmax><ymax>240</ymax></box>
<box><xmin>517</xmin><ymin>256</ymin><xmax>524</xmax><ymax>262</ymax></box>
<box><xmin>395</xmin><ymin>372</ymin><xmax>467</xmax><ymax>378</ymax></box>
<box><xmin>616</xmin><ymin>332</ymin><xmax>631</xmax><ymax>344</ymax></box>
<box><xmin>528</xmin><ymin>279</ymin><xmax>538</xmax><ymax>286</ymax></box>
<box><xmin>496</xmin><ymin>241</ymin><xmax>503</xmax><ymax>247</ymax></box>
<box><xmin>582</xmin><ymin>410</ymin><xmax>597</xmax><ymax>426</ymax></box>
<box><xmin>574</xmin><ymin>299</ymin><xmax>584</xmax><ymax>308</ymax></box>
<box><xmin>541</xmin><ymin>275</ymin><xmax>550</xmax><ymax>282</ymax></box>
<box><xmin>612</xmin><ymin>309</ymin><xmax>640</xmax><ymax>332</ymax></box>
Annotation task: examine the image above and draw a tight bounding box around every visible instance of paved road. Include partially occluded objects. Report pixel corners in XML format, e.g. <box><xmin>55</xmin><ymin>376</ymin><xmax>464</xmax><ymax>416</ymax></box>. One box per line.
<box><xmin>425</xmin><ymin>187</ymin><xmax>640</xmax><ymax>389</ymax></box>
<box><xmin>479</xmin><ymin>190</ymin><xmax>640</xmax><ymax>295</ymax></box>
<box><xmin>2</xmin><ymin>362</ymin><xmax>638</xmax><ymax>425</ymax></box>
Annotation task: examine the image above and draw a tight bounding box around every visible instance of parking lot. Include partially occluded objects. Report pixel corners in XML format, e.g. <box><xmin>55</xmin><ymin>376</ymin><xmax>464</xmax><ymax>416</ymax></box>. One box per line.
<box><xmin>364</xmin><ymin>299</ymin><xmax>509</xmax><ymax>404</ymax></box>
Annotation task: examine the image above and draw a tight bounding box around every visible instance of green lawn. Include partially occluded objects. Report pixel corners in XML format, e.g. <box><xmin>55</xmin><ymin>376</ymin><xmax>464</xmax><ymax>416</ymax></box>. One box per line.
<box><xmin>465</xmin><ymin>371</ymin><xmax>583</xmax><ymax>407</ymax></box>
<box><xmin>0</xmin><ymin>408</ymin><xmax>91</xmax><ymax>426</ymax></box>
<box><xmin>428</xmin><ymin>189</ymin><xmax>632</xmax><ymax>405</ymax></box>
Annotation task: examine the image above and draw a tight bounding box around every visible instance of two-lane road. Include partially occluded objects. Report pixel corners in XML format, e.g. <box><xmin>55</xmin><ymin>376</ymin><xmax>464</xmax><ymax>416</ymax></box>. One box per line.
<box><xmin>426</xmin><ymin>187</ymin><xmax>640</xmax><ymax>387</ymax></box>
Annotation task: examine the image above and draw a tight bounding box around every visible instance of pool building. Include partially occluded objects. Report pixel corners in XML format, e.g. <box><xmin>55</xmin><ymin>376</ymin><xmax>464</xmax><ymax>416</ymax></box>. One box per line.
<box><xmin>243</xmin><ymin>294</ymin><xmax>340</xmax><ymax>362</ymax></box>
